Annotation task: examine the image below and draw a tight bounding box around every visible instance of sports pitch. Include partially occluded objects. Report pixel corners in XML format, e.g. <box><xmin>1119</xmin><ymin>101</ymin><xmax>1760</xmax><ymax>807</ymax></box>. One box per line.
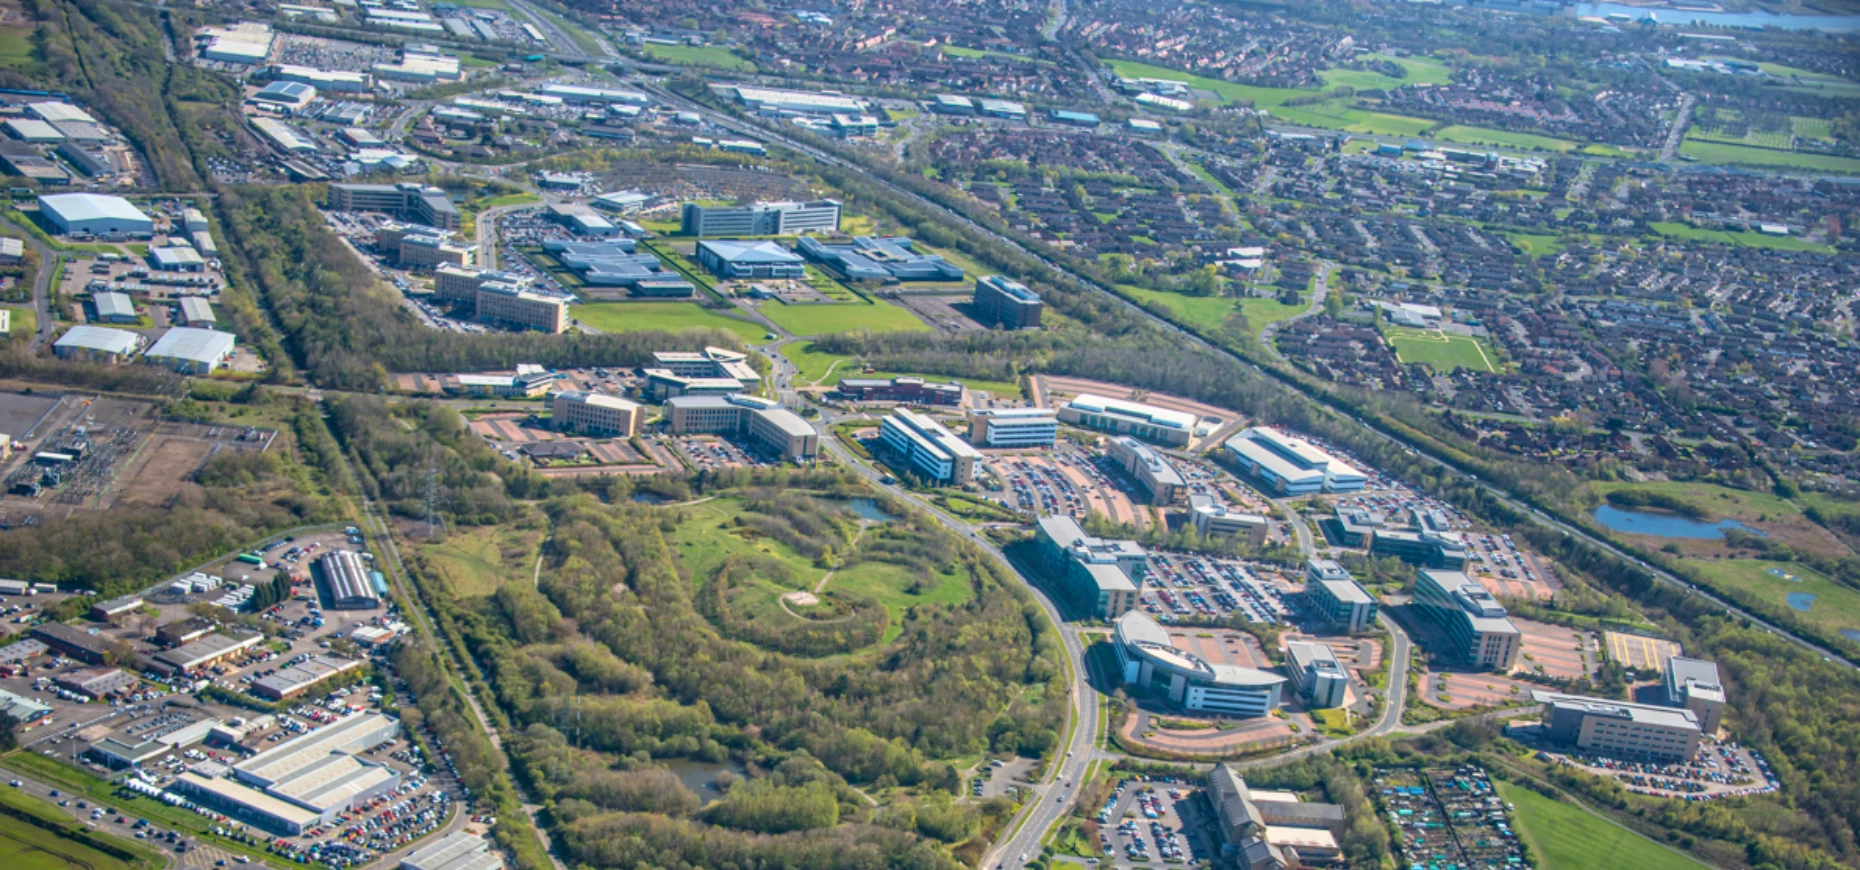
<box><xmin>1384</xmin><ymin>327</ymin><xmax>1498</xmax><ymax>373</ymax></box>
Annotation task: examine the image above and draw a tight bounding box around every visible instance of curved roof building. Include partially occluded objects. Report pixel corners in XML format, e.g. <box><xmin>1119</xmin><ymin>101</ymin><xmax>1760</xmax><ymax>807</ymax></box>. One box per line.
<box><xmin>1113</xmin><ymin>611</ymin><xmax>1285</xmax><ymax>717</ymax></box>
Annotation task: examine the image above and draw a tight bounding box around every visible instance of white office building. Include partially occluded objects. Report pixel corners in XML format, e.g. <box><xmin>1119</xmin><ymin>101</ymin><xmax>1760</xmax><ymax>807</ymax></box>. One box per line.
<box><xmin>1056</xmin><ymin>394</ymin><xmax>1197</xmax><ymax>447</ymax></box>
<box><xmin>1223</xmin><ymin>426</ymin><xmax>1367</xmax><ymax>495</ymax></box>
<box><xmin>879</xmin><ymin>409</ymin><xmax>980</xmax><ymax>483</ymax></box>
<box><xmin>967</xmin><ymin>407</ymin><xmax>1058</xmax><ymax>448</ymax></box>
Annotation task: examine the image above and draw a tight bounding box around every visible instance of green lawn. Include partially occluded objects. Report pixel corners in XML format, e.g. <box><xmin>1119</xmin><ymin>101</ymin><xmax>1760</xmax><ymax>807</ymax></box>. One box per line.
<box><xmin>422</xmin><ymin>525</ymin><xmax>544</xmax><ymax>597</ymax></box>
<box><xmin>2</xmin><ymin>304</ymin><xmax>36</xmax><ymax>340</ymax></box>
<box><xmin>1648</xmin><ymin>222</ymin><xmax>1833</xmax><ymax>253</ymax></box>
<box><xmin>1435</xmin><ymin>125</ymin><xmax>1578</xmax><ymax>152</ymax></box>
<box><xmin>0</xmin><ymin>27</ymin><xmax>33</xmax><ymax>69</ymax></box>
<box><xmin>471</xmin><ymin>192</ymin><xmax>542</xmax><ymax>210</ymax></box>
<box><xmin>574</xmin><ymin>302</ymin><xmax>766</xmax><ymax>340</ymax></box>
<box><xmin>1495</xmin><ymin>781</ymin><xmax>1707</xmax><ymax>870</ymax></box>
<box><xmin>1268</xmin><ymin>100</ymin><xmax>1437</xmax><ymax>137</ymax></box>
<box><xmin>1678</xmin><ymin>139</ymin><xmax>1860</xmax><ymax>175</ymax></box>
<box><xmin>781</xmin><ymin>342</ymin><xmax>1021</xmax><ymax>396</ymax></box>
<box><xmin>644</xmin><ymin>44</ymin><xmax>755</xmax><ymax>71</ymax></box>
<box><xmin>1119</xmin><ymin>285</ymin><xmax>1306</xmax><ymax>339</ymax></box>
<box><xmin>1588</xmin><ymin>480</ymin><xmax>1800</xmax><ymax>524</ymax></box>
<box><xmin>1105</xmin><ymin>58</ymin><xmax>1307</xmax><ymax>108</ymax></box>
<box><xmin>758</xmin><ymin>299</ymin><xmax>929</xmax><ymax>337</ymax></box>
<box><xmin>1504</xmin><ymin>233</ymin><xmax>1571</xmax><ymax>256</ymax></box>
<box><xmin>1683</xmin><ymin>560</ymin><xmax>1860</xmax><ymax>641</ymax></box>
<box><xmin>0</xmin><ymin>787</ymin><xmax>163</xmax><ymax>870</ymax></box>
<box><xmin>941</xmin><ymin>44</ymin><xmax>1031</xmax><ymax>62</ymax></box>
<box><xmin>672</xmin><ymin>497</ymin><xmax>827</xmax><ymax>589</ymax></box>
<box><xmin>1383</xmin><ymin>326</ymin><xmax>1498</xmax><ymax>373</ymax></box>
<box><xmin>828</xmin><ymin>560</ymin><xmax>977</xmax><ymax>645</ymax></box>
<box><xmin>1319</xmin><ymin>54</ymin><xmax>1452</xmax><ymax>92</ymax></box>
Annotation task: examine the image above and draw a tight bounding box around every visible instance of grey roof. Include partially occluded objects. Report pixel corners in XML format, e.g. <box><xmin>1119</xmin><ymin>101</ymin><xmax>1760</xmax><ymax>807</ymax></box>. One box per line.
<box><xmin>146</xmin><ymin>327</ymin><xmax>235</xmax><ymax>365</ymax></box>
<box><xmin>39</xmin><ymin>193</ymin><xmax>152</xmax><ymax>225</ymax></box>
<box><xmin>1531</xmin><ymin>690</ymin><xmax>1702</xmax><ymax>730</ymax></box>
<box><xmin>697</xmin><ymin>239</ymin><xmax>802</xmax><ymax>264</ymax></box>
<box><xmin>1254</xmin><ymin>799</ymin><xmax>1345</xmax><ymax>826</ymax></box>
<box><xmin>1314</xmin><ymin>576</ymin><xmax>1373</xmax><ymax>606</ymax></box>
<box><xmin>1286</xmin><ymin>641</ymin><xmax>1344</xmax><ymax>674</ymax></box>
<box><xmin>1207</xmin><ymin>763</ymin><xmax>1264</xmax><ymax>837</ymax></box>
<box><xmin>1665</xmin><ymin>656</ymin><xmax>1720</xmax><ymax>687</ymax></box>
<box><xmin>255</xmin><ymin>81</ymin><xmax>315</xmax><ymax>102</ymax></box>
<box><xmin>94</xmin><ymin>292</ymin><xmax>134</xmax><ymax>320</ymax></box>
<box><xmin>54</xmin><ymin>325</ymin><xmax>140</xmax><ymax>355</ymax></box>
<box><xmin>1115</xmin><ymin>611</ymin><xmax>1286</xmax><ymax>689</ymax></box>
<box><xmin>180</xmin><ymin>297</ymin><xmax>216</xmax><ymax>323</ymax></box>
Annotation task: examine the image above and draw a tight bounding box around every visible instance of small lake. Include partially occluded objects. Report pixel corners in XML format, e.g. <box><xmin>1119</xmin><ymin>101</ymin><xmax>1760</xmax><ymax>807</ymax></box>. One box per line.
<box><xmin>1841</xmin><ymin>629</ymin><xmax>1860</xmax><ymax>644</ymax></box>
<box><xmin>1592</xmin><ymin>504</ymin><xmax>1762</xmax><ymax>540</ymax></box>
<box><xmin>663</xmin><ymin>757</ymin><xmax>748</xmax><ymax>806</ymax></box>
<box><xmin>1571</xmin><ymin>2</ymin><xmax>1860</xmax><ymax>30</ymax></box>
<box><xmin>847</xmin><ymin>497</ymin><xmax>898</xmax><ymax>522</ymax></box>
<box><xmin>631</xmin><ymin>492</ymin><xmax>670</xmax><ymax>505</ymax></box>
<box><xmin>1787</xmin><ymin>592</ymin><xmax>1817</xmax><ymax>612</ymax></box>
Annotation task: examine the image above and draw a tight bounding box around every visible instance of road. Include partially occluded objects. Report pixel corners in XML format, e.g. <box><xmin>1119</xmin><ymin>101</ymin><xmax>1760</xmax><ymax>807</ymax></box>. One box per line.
<box><xmin>0</xmin><ymin>213</ymin><xmax>59</xmax><ymax>350</ymax></box>
<box><xmin>1660</xmin><ymin>92</ymin><xmax>1695</xmax><ymax>163</ymax></box>
<box><xmin>641</xmin><ymin>83</ymin><xmax>1857</xmax><ymax>672</ymax></box>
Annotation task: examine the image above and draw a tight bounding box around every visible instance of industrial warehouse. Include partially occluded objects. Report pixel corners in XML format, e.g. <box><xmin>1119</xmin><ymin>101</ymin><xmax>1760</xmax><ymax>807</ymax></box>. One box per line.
<box><xmin>173</xmin><ymin>711</ymin><xmax>404</xmax><ymax>834</ymax></box>
<box><xmin>314</xmin><ymin>549</ymin><xmax>383</xmax><ymax>610</ymax></box>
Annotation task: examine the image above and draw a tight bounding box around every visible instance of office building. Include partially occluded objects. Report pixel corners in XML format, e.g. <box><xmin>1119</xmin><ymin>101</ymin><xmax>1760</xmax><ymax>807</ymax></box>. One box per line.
<box><xmin>1189</xmin><ymin>496</ymin><xmax>1268</xmax><ymax>545</ymax></box>
<box><xmin>1663</xmin><ymin>656</ymin><xmax>1725</xmax><ymax>734</ymax></box>
<box><xmin>1324</xmin><ymin>506</ymin><xmax>1380</xmax><ymax>547</ymax></box>
<box><xmin>329</xmin><ymin>183</ymin><xmax>459</xmax><ymax>230</ymax></box>
<box><xmin>967</xmin><ymin>407</ymin><xmax>1057</xmax><ymax>448</ymax></box>
<box><xmin>1284</xmin><ymin>642</ymin><xmax>1348</xmax><ymax>709</ymax></box>
<box><xmin>37</xmin><ymin>193</ymin><xmax>153</xmax><ymax>237</ymax></box>
<box><xmin>474</xmin><ymin>282</ymin><xmax>566</xmax><ymax>333</ymax></box>
<box><xmin>662</xmin><ymin>394</ymin><xmax>817</xmax><ymax>461</ymax></box>
<box><xmin>53</xmin><ymin>326</ymin><xmax>141</xmax><ymax>363</ymax></box>
<box><xmin>1413</xmin><ymin>569</ymin><xmax>1521</xmax><ymax>670</ymax></box>
<box><xmin>315</xmin><ymin>550</ymin><xmax>380</xmax><ymax>610</ymax></box>
<box><xmin>642</xmin><ymin>369</ymin><xmax>745</xmax><ymax>400</ymax></box>
<box><xmin>680</xmin><ymin>200</ymin><xmax>842</xmax><ymax>236</ymax></box>
<box><xmin>547</xmin><ymin>203</ymin><xmax>618</xmax><ymax>237</ymax></box>
<box><xmin>796</xmin><ymin>236</ymin><xmax>963</xmax><ymax>282</ymax></box>
<box><xmin>1368</xmin><ymin>528</ymin><xmax>1469</xmax><ymax>570</ymax></box>
<box><xmin>1223</xmin><ymin>427</ymin><xmax>1367</xmax><ymax>495</ymax></box>
<box><xmin>1206</xmin><ymin>764</ymin><xmax>1346</xmax><ymax>869</ymax></box>
<box><xmin>836</xmin><ymin>376</ymin><xmax>963</xmax><ymax>406</ymax></box>
<box><xmin>93</xmin><ymin>291</ymin><xmax>137</xmax><ymax>324</ymax></box>
<box><xmin>971</xmin><ymin>275</ymin><xmax>1042</xmax><ymax>329</ymax></box>
<box><xmin>144</xmin><ymin>327</ymin><xmax>236</xmax><ymax>374</ymax></box>
<box><xmin>434</xmin><ymin>267</ymin><xmax>522</xmax><ymax>303</ymax></box>
<box><xmin>1035</xmin><ymin>516</ymin><xmax>1147</xmax><ymax>619</ymax></box>
<box><xmin>879</xmin><ymin>409</ymin><xmax>980</xmax><ymax>483</ymax></box>
<box><xmin>1106</xmin><ymin>436</ymin><xmax>1185</xmax><ymax>505</ymax></box>
<box><xmin>932</xmin><ymin>94</ymin><xmax>975</xmax><ymax>115</ymax></box>
<box><xmin>1058</xmin><ymin>393</ymin><xmax>1197</xmax><ymax>447</ymax></box>
<box><xmin>1115</xmin><ymin>611</ymin><xmax>1285</xmax><ymax>716</ymax></box>
<box><xmin>402</xmin><ymin>832</ymin><xmax>503</xmax><ymax>870</ymax></box>
<box><xmin>1303</xmin><ymin>560</ymin><xmax>1378</xmax><ymax>633</ymax></box>
<box><xmin>649</xmin><ymin>348</ymin><xmax>761</xmax><ymax>385</ymax></box>
<box><xmin>1532</xmin><ymin>691</ymin><xmax>1702</xmax><ymax>762</ymax></box>
<box><xmin>390</xmin><ymin>230</ymin><xmax>473</xmax><ymax>269</ymax></box>
<box><xmin>552</xmin><ymin>391</ymin><xmax>640</xmax><ymax>437</ymax></box>
<box><xmin>694</xmin><ymin>239</ymin><xmax>806</xmax><ymax>279</ymax></box>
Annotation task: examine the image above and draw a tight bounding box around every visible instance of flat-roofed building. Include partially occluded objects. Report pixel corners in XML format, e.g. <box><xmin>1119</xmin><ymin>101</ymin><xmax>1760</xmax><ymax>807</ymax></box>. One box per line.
<box><xmin>663</xmin><ymin>394</ymin><xmax>817</xmax><ymax>461</ymax></box>
<box><xmin>1116</xmin><ymin>611</ymin><xmax>1284</xmax><ymax>716</ymax></box>
<box><xmin>1284</xmin><ymin>642</ymin><xmax>1347</xmax><ymax>709</ymax></box>
<box><xmin>31</xmin><ymin>622</ymin><xmax>122</xmax><ymax>664</ymax></box>
<box><xmin>796</xmin><ymin>235</ymin><xmax>962</xmax><ymax>282</ymax></box>
<box><xmin>1107</xmin><ymin>435</ymin><xmax>1184</xmax><ymax>505</ymax></box>
<box><xmin>1533</xmin><ymin>691</ymin><xmax>1702</xmax><ymax>762</ymax></box>
<box><xmin>155</xmin><ymin>617</ymin><xmax>215</xmax><ymax>648</ymax></box>
<box><xmin>648</xmin><ymin>347</ymin><xmax>761</xmax><ymax>386</ymax></box>
<box><xmin>836</xmin><ymin>376</ymin><xmax>963</xmax><ymax>406</ymax></box>
<box><xmin>680</xmin><ymin>200</ymin><xmax>841</xmax><ymax>236</ymax></box>
<box><xmin>314</xmin><ymin>550</ymin><xmax>380</xmax><ymax>610</ymax></box>
<box><xmin>1663</xmin><ymin>656</ymin><xmax>1725</xmax><ymax>734</ymax></box>
<box><xmin>89</xmin><ymin>594</ymin><xmax>144</xmax><ymax>622</ymax></box>
<box><xmin>547</xmin><ymin>203</ymin><xmax>618</xmax><ymax>237</ymax></box>
<box><xmin>967</xmin><ymin>407</ymin><xmax>1057</xmax><ymax>448</ymax></box>
<box><xmin>1414</xmin><ymin>569</ymin><xmax>1520</xmax><ymax>670</ymax></box>
<box><xmin>1189</xmin><ymin>495</ymin><xmax>1268</xmax><ymax>545</ymax></box>
<box><xmin>434</xmin><ymin>267</ymin><xmax>523</xmax><ymax>303</ymax></box>
<box><xmin>150</xmin><ymin>246</ymin><xmax>206</xmax><ymax>271</ymax></box>
<box><xmin>1223</xmin><ymin>427</ymin><xmax>1366</xmax><ymax>495</ymax></box>
<box><xmin>1059</xmin><ymin>393</ymin><xmax>1196</xmax><ymax>447</ymax></box>
<box><xmin>53</xmin><ymin>326</ymin><xmax>141</xmax><ymax>363</ymax></box>
<box><xmin>253</xmin><ymin>657</ymin><xmax>363</xmax><ymax>701</ymax></box>
<box><xmin>91</xmin><ymin>737</ymin><xmax>172</xmax><ymax>770</ymax></box>
<box><xmin>330</xmin><ymin>183</ymin><xmax>459</xmax><ymax>230</ymax></box>
<box><xmin>5</xmin><ymin>119</ymin><xmax>62</xmax><ymax>143</ymax></box>
<box><xmin>971</xmin><ymin>275</ymin><xmax>1042</xmax><ymax>329</ymax></box>
<box><xmin>1369</xmin><ymin>528</ymin><xmax>1469</xmax><ymax>570</ymax></box>
<box><xmin>732</xmin><ymin>86</ymin><xmax>865</xmax><ymax>116</ymax></box>
<box><xmin>879</xmin><ymin>409</ymin><xmax>979</xmax><ymax>483</ymax></box>
<box><xmin>57</xmin><ymin>667</ymin><xmax>138</xmax><ymax>699</ymax></box>
<box><xmin>172</xmin><ymin>772</ymin><xmax>319</xmax><ymax>834</ymax></box>
<box><xmin>1035</xmin><ymin>516</ymin><xmax>1147</xmax><ymax>619</ymax></box>
<box><xmin>396</xmin><ymin>231</ymin><xmax>473</xmax><ymax>269</ymax></box>
<box><xmin>235</xmin><ymin>711</ymin><xmax>400</xmax><ymax>789</ymax></box>
<box><xmin>552</xmin><ymin>391</ymin><xmax>639</xmax><ymax>437</ymax></box>
<box><xmin>474</xmin><ymin>282</ymin><xmax>565</xmax><ymax>333</ymax></box>
<box><xmin>447</xmin><ymin>370</ymin><xmax>552</xmax><ymax>398</ymax></box>
<box><xmin>144</xmin><ymin>327</ymin><xmax>236</xmax><ymax>374</ymax></box>
<box><xmin>1304</xmin><ymin>560</ymin><xmax>1378</xmax><ymax>633</ymax></box>
<box><xmin>932</xmin><ymin>94</ymin><xmax>975</xmax><ymax>115</ymax></box>
<box><xmin>642</xmin><ymin>369</ymin><xmax>745</xmax><ymax>400</ymax></box>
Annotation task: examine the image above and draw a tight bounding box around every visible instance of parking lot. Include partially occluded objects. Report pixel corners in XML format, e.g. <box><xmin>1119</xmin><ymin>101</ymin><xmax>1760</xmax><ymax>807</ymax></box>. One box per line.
<box><xmin>1603</xmin><ymin>631</ymin><xmax>1683</xmax><ymax>671</ymax></box>
<box><xmin>1142</xmin><ymin>552</ymin><xmax>1297</xmax><ymax>626</ymax></box>
<box><xmin>990</xmin><ymin>450</ymin><xmax>1146</xmax><ymax>527</ymax></box>
<box><xmin>1085</xmin><ymin>776</ymin><xmax>1218</xmax><ymax>867</ymax></box>
<box><xmin>1540</xmin><ymin>740</ymin><xmax>1777</xmax><ymax>801</ymax></box>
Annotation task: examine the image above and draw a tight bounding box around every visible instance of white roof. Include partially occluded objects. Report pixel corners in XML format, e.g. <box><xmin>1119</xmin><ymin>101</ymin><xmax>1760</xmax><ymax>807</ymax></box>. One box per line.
<box><xmin>146</xmin><ymin>327</ymin><xmax>236</xmax><ymax>365</ymax></box>
<box><xmin>94</xmin><ymin>291</ymin><xmax>134</xmax><ymax>319</ymax></box>
<box><xmin>558</xmin><ymin>390</ymin><xmax>638</xmax><ymax>412</ymax></box>
<box><xmin>180</xmin><ymin>297</ymin><xmax>216</xmax><ymax>323</ymax></box>
<box><xmin>1065</xmin><ymin>393</ymin><xmax>1197</xmax><ymax>431</ymax></box>
<box><xmin>152</xmin><ymin>246</ymin><xmax>205</xmax><ymax>266</ymax></box>
<box><xmin>29</xmin><ymin>103</ymin><xmax>98</xmax><ymax>124</ymax></box>
<box><xmin>733</xmin><ymin>86</ymin><xmax>866</xmax><ymax>112</ymax></box>
<box><xmin>39</xmin><ymin>193</ymin><xmax>152</xmax><ymax>226</ymax></box>
<box><xmin>173</xmin><ymin>773</ymin><xmax>319</xmax><ymax>828</ymax></box>
<box><xmin>5</xmin><ymin>119</ymin><xmax>62</xmax><ymax>141</ymax></box>
<box><xmin>55</xmin><ymin>325</ymin><xmax>139</xmax><ymax>355</ymax></box>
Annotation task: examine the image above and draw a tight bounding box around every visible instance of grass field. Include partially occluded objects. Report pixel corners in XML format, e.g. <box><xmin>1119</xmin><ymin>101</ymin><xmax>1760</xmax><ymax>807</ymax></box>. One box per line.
<box><xmin>644</xmin><ymin>44</ymin><xmax>755</xmax><ymax>71</ymax></box>
<box><xmin>1589</xmin><ymin>480</ymin><xmax>1801</xmax><ymax>525</ymax></box>
<box><xmin>0</xmin><ymin>815</ymin><xmax>135</xmax><ymax>870</ymax></box>
<box><xmin>1678</xmin><ymin>139</ymin><xmax>1860</xmax><ymax>175</ymax></box>
<box><xmin>1684</xmin><ymin>560</ymin><xmax>1860</xmax><ymax>640</ymax></box>
<box><xmin>757</xmin><ymin>299</ymin><xmax>929</xmax><ymax>337</ymax></box>
<box><xmin>672</xmin><ymin>497</ymin><xmax>827</xmax><ymax>589</ymax></box>
<box><xmin>1504</xmin><ymin>233</ymin><xmax>1571</xmax><ymax>256</ymax></box>
<box><xmin>1120</xmin><ymin>285</ymin><xmax>1306</xmax><ymax>338</ymax></box>
<box><xmin>1106</xmin><ymin>59</ymin><xmax>1306</xmax><ymax>108</ymax></box>
<box><xmin>827</xmin><ymin>560</ymin><xmax>976</xmax><ymax>645</ymax></box>
<box><xmin>1319</xmin><ymin>53</ymin><xmax>1452</xmax><ymax>92</ymax></box>
<box><xmin>0</xmin><ymin>27</ymin><xmax>33</xmax><ymax>69</ymax></box>
<box><xmin>1435</xmin><ymin>125</ymin><xmax>1578</xmax><ymax>152</ymax></box>
<box><xmin>423</xmin><ymin>525</ymin><xmax>544</xmax><ymax>597</ymax></box>
<box><xmin>574</xmin><ymin>302</ymin><xmax>766</xmax><ymax>340</ymax></box>
<box><xmin>1648</xmin><ymin>222</ymin><xmax>1833</xmax><ymax>253</ymax></box>
<box><xmin>941</xmin><ymin>44</ymin><xmax>1031</xmax><ymax>62</ymax></box>
<box><xmin>1495</xmin><ymin>781</ymin><xmax>1707</xmax><ymax>870</ymax></box>
<box><xmin>1268</xmin><ymin>100</ymin><xmax>1436</xmax><ymax>137</ymax></box>
<box><xmin>3</xmin><ymin>305</ymin><xmax>36</xmax><ymax>340</ymax></box>
<box><xmin>1383</xmin><ymin>326</ymin><xmax>1498</xmax><ymax>373</ymax></box>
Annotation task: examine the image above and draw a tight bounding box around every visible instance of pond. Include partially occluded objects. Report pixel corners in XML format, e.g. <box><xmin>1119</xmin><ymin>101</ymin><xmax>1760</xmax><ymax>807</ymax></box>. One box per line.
<box><xmin>847</xmin><ymin>497</ymin><xmax>898</xmax><ymax>522</ymax></box>
<box><xmin>1787</xmin><ymin>592</ymin><xmax>1817</xmax><ymax>612</ymax></box>
<box><xmin>631</xmin><ymin>492</ymin><xmax>670</xmax><ymax>505</ymax></box>
<box><xmin>1592</xmin><ymin>504</ymin><xmax>1763</xmax><ymax>540</ymax></box>
<box><xmin>663</xmin><ymin>757</ymin><xmax>748</xmax><ymax>806</ymax></box>
<box><xmin>1571</xmin><ymin>3</ymin><xmax>1860</xmax><ymax>31</ymax></box>
<box><xmin>1841</xmin><ymin>629</ymin><xmax>1860</xmax><ymax>645</ymax></box>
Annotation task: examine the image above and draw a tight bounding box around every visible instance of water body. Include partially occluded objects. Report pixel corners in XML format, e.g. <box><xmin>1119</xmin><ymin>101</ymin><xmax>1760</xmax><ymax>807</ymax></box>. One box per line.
<box><xmin>663</xmin><ymin>758</ymin><xmax>748</xmax><ymax>805</ymax></box>
<box><xmin>1572</xmin><ymin>3</ymin><xmax>1860</xmax><ymax>31</ymax></box>
<box><xmin>1787</xmin><ymin>592</ymin><xmax>1817</xmax><ymax>612</ymax></box>
<box><xmin>847</xmin><ymin>497</ymin><xmax>898</xmax><ymax>522</ymax></box>
<box><xmin>631</xmin><ymin>492</ymin><xmax>670</xmax><ymax>505</ymax></box>
<box><xmin>1841</xmin><ymin>629</ymin><xmax>1860</xmax><ymax>645</ymax></box>
<box><xmin>1592</xmin><ymin>504</ymin><xmax>1762</xmax><ymax>539</ymax></box>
